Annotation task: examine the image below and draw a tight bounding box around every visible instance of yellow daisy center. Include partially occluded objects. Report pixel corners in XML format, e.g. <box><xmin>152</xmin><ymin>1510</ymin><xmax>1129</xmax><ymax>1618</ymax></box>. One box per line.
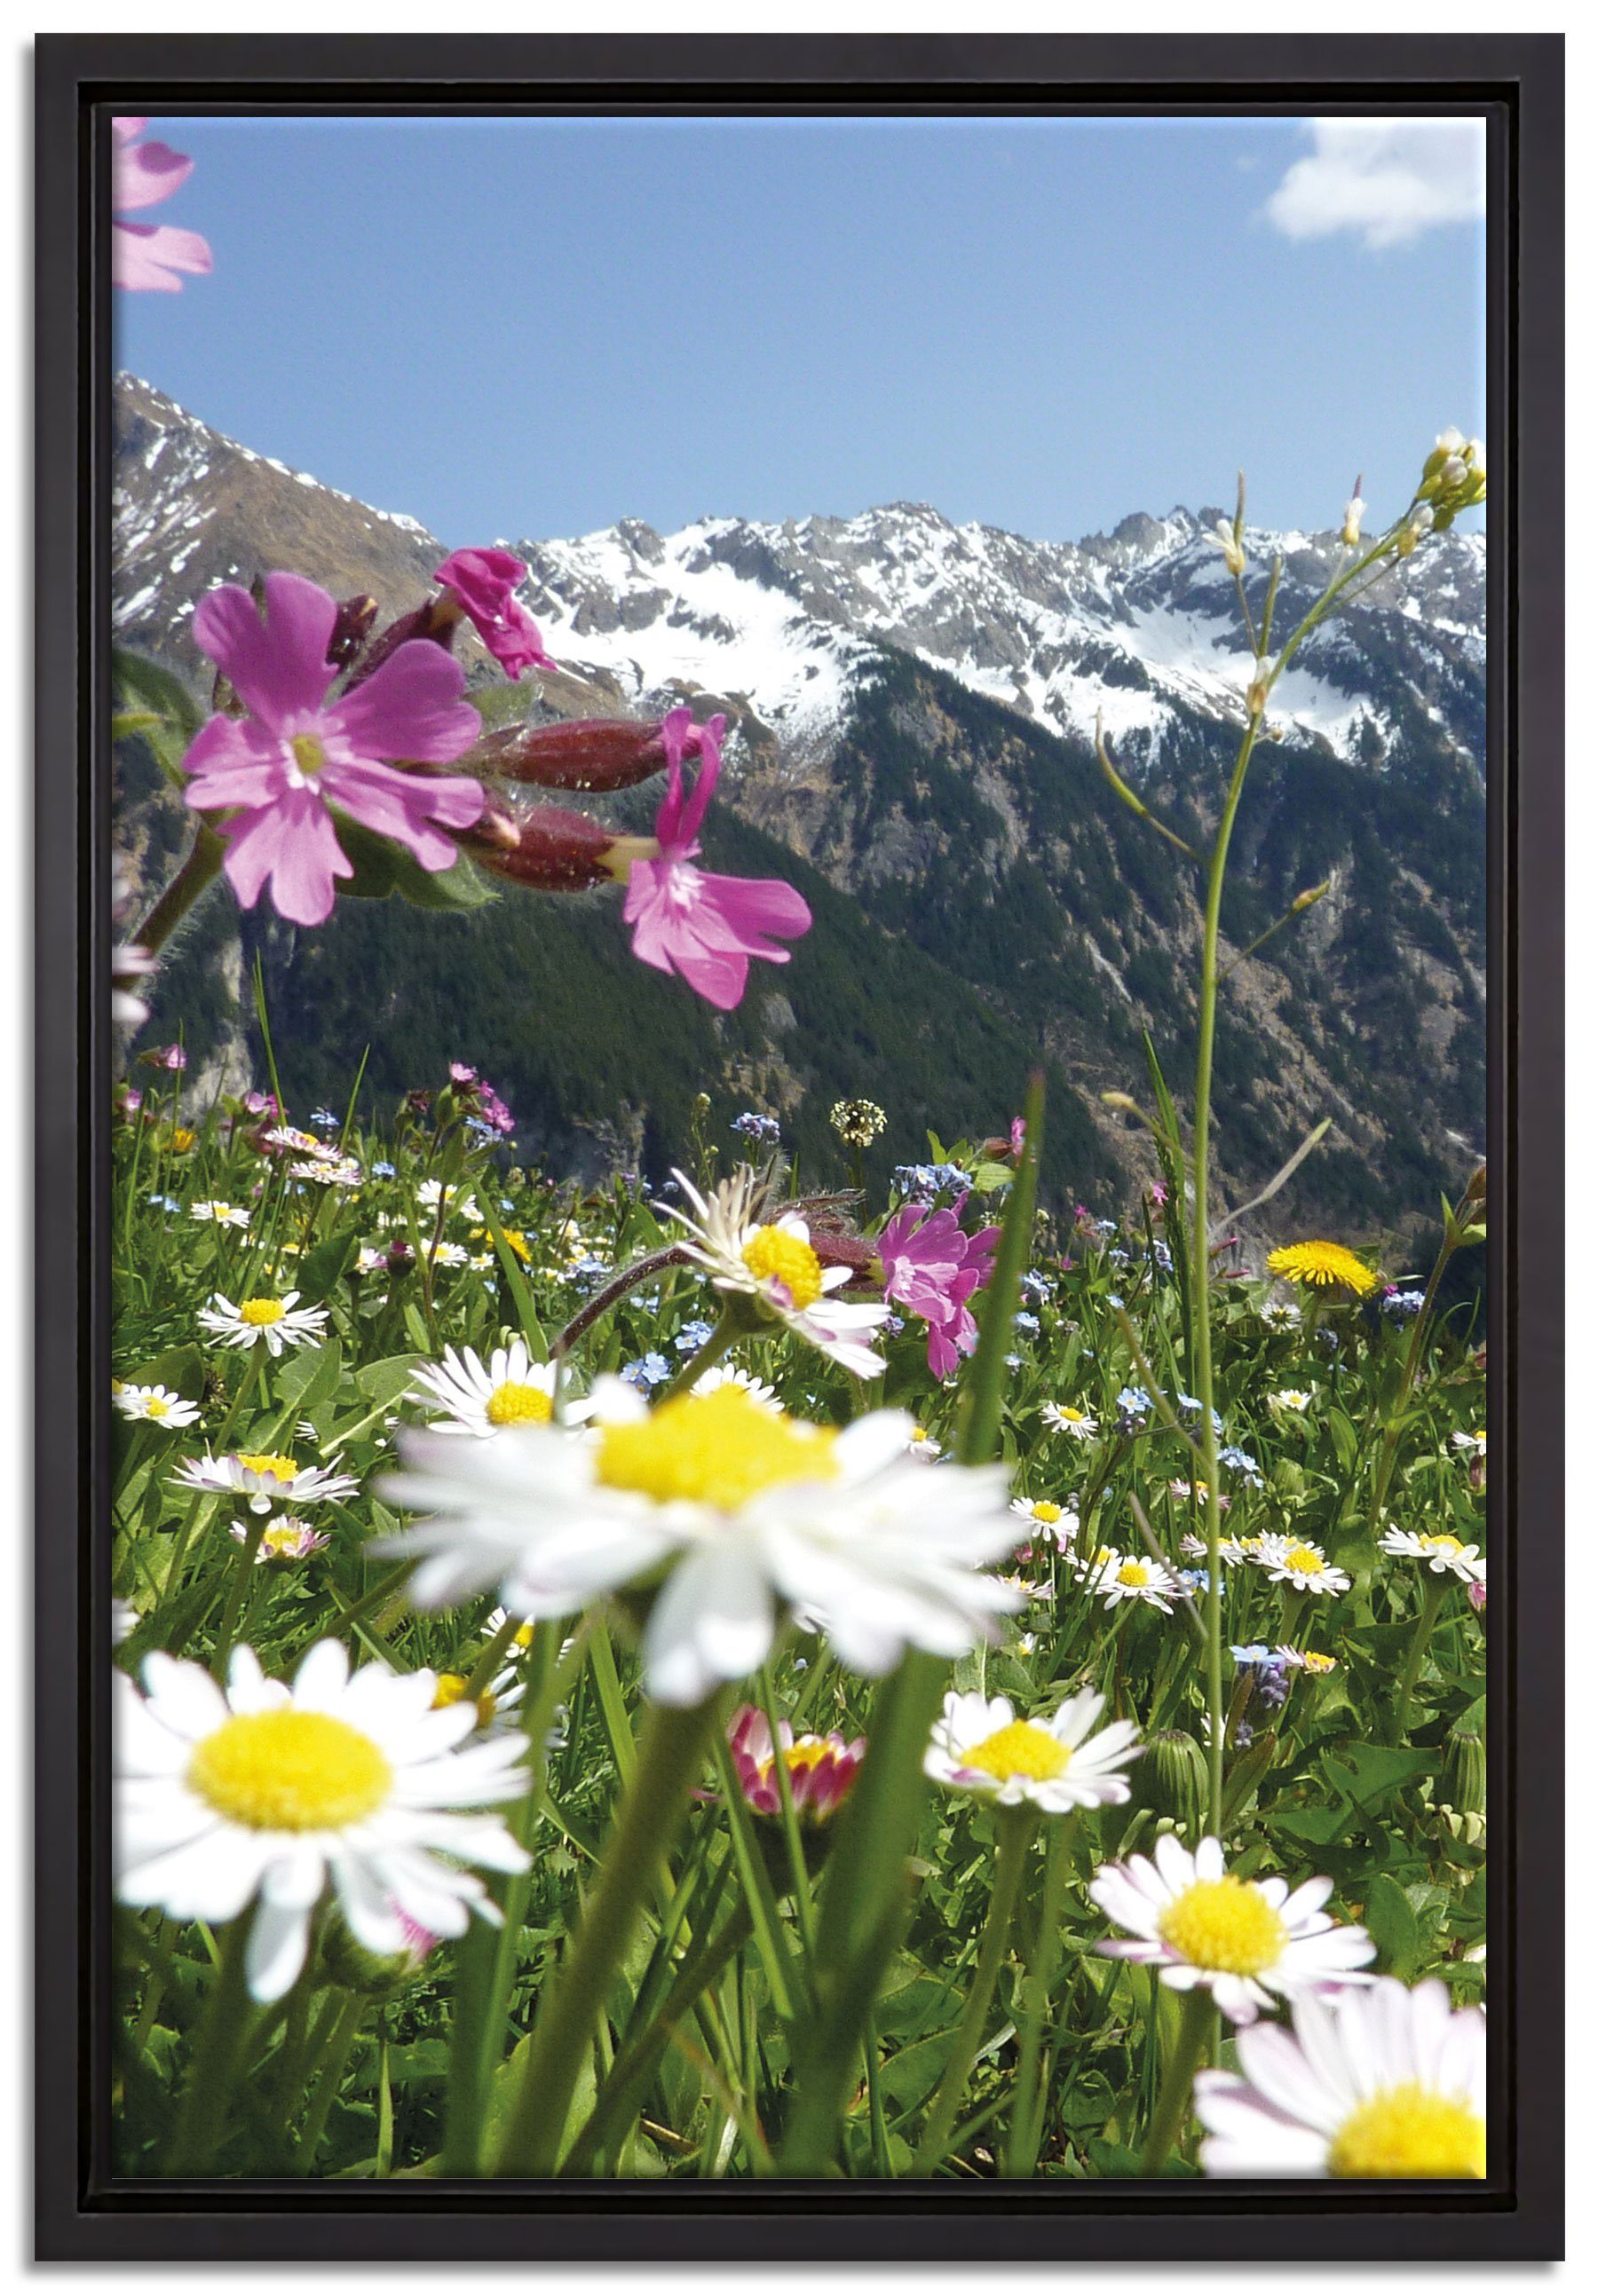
<box><xmin>258</xmin><ymin>1522</ymin><xmax>308</xmax><ymax>1559</ymax></box>
<box><xmin>289</xmin><ymin>732</ymin><xmax>327</xmax><ymax>778</ymax></box>
<box><xmin>960</xmin><ymin>1719</ymin><xmax>1072</xmax><ymax>1783</ymax></box>
<box><xmin>144</xmin><ymin>1397</ymin><xmax>171</xmax><ymax>1419</ymax></box>
<box><xmin>740</xmin><ymin>1224</ymin><xmax>825</xmax><ymax>1311</ymax></box>
<box><xmin>1284</xmin><ymin>1544</ymin><xmax>1327</xmax><ymax>1574</ymax></box>
<box><xmin>238</xmin><ymin>1298</ymin><xmax>287</xmax><ymax>1328</ymax></box>
<box><xmin>1059</xmin><ymin>1408</ymin><xmax>1085</xmax><ymax>1422</ymax></box>
<box><xmin>432</xmin><ymin>1672</ymin><xmax>496</xmax><ymax>1726</ymax></box>
<box><xmin>187</xmin><ymin>1708</ymin><xmax>392</xmax><ymax>1832</ymax></box>
<box><xmin>1030</xmin><ymin>1501</ymin><xmax>1064</xmax><ymax>1524</ymax></box>
<box><xmin>1327</xmin><ymin>2084</ymin><xmax>1486</xmax><ymax>2179</ymax></box>
<box><xmin>486</xmin><ymin>1380</ymin><xmax>554</xmax><ymax>1428</ymax></box>
<box><xmin>1117</xmin><ymin>1561</ymin><xmax>1151</xmax><ymax>1587</ymax></box>
<box><xmin>1157</xmin><ymin>1876</ymin><xmax>1288</xmax><ymax>1975</ymax></box>
<box><xmin>597</xmin><ymin>1386</ymin><xmax>837</xmax><ymax>1512</ymax></box>
<box><xmin>1301</xmin><ymin>1650</ymin><xmax>1336</xmax><ymax>1673</ymax></box>
<box><xmin>238</xmin><ymin>1452</ymin><xmax>299</xmax><ymax>1480</ymax></box>
<box><xmin>1266</xmin><ymin>1241</ymin><xmax>1377</xmax><ymax>1296</ymax></box>
<box><xmin>1417</xmin><ymin>1534</ymin><xmax>1464</xmax><ymax>1556</ymax></box>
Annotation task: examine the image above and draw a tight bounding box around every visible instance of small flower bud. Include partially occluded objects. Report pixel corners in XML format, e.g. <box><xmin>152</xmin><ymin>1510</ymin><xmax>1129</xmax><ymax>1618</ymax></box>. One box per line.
<box><xmin>1465</xmin><ymin>1163</ymin><xmax>1487</xmax><ymax>1203</ymax></box>
<box><xmin>341</xmin><ymin>592</ymin><xmax>463</xmax><ymax>690</ymax></box>
<box><xmin>1291</xmin><ymin>879</ymin><xmax>1333</xmax><ymax>913</ymax></box>
<box><xmin>326</xmin><ymin>593</ymin><xmax>379</xmax><ymax>673</ymax></box>
<box><xmin>465</xmin><ymin>806</ymin><xmax>658</xmax><ymax>893</ymax></box>
<box><xmin>1143</xmin><ymin>1728</ymin><xmax>1207</xmax><ymax>1838</ymax></box>
<box><xmin>1341</xmin><ymin>486</ymin><xmax>1365</xmax><ymax>548</ymax></box>
<box><xmin>1442</xmin><ymin>1724</ymin><xmax>1486</xmax><ymax>1819</ymax></box>
<box><xmin>1101</xmin><ymin>1091</ymin><xmax>1139</xmax><ymax>1115</ymax></box>
<box><xmin>1208</xmin><ymin>517</ymin><xmax>1246</xmax><ymax>577</ymax></box>
<box><xmin>1246</xmin><ymin>666</ymin><xmax>1270</xmax><ymax>717</ymax></box>
<box><xmin>463</xmin><ymin>715</ymin><xmax>702</xmax><ymax>793</ymax></box>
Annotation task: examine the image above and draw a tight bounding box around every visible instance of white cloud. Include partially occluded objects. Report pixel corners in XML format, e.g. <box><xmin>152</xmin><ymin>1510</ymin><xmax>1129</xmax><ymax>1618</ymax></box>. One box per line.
<box><xmin>1264</xmin><ymin>118</ymin><xmax>1486</xmax><ymax>250</ymax></box>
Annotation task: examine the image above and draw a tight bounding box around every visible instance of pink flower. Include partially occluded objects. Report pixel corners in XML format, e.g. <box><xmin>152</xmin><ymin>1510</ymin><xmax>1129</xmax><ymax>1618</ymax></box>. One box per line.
<box><xmin>725</xmin><ymin>1706</ymin><xmax>865</xmax><ymax>1826</ymax></box>
<box><xmin>142</xmin><ymin>1042</ymin><xmax>187</xmax><ymax>1071</ymax></box>
<box><xmin>875</xmin><ymin>1200</ymin><xmax>1001</xmax><ymax>1379</ymax></box>
<box><xmin>182</xmin><ymin>573</ymin><xmax>486</xmax><ymax>928</ymax></box>
<box><xmin>433</xmin><ymin>548</ymin><xmax>554</xmax><ymax>680</ymax></box>
<box><xmin>113</xmin><ymin>118</ymin><xmax>212</xmax><ymax>293</ymax></box>
<box><xmin>1010</xmin><ymin>1116</ymin><xmax>1027</xmax><ymax>1156</ymax></box>
<box><xmin>622</xmin><ymin>710</ymin><xmax>811</xmax><ymax>1009</ymax></box>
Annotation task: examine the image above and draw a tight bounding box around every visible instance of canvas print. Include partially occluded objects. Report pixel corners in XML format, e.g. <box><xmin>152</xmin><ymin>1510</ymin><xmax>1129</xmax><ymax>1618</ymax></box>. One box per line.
<box><xmin>108</xmin><ymin>110</ymin><xmax>1489</xmax><ymax>2183</ymax></box>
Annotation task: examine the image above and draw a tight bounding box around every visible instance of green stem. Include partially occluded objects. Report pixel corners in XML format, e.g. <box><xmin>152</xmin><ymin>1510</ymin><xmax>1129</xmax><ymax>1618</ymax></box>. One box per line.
<box><xmin>159</xmin><ymin>1916</ymin><xmax>257</xmax><ymax>2174</ymax></box>
<box><xmin>1140</xmin><ymin>1985</ymin><xmax>1212</xmax><ymax>2174</ymax></box>
<box><xmin>1395</xmin><ymin>1574</ymin><xmax>1448</xmax><ymax>1738</ymax></box>
<box><xmin>290</xmin><ymin>1988</ymin><xmax>367</xmax><ymax>2174</ymax></box>
<box><xmin>911</xmin><ymin>1803</ymin><xmax>1032</xmax><ymax>2174</ymax></box>
<box><xmin>134</xmin><ymin>826</ymin><xmax>225</xmax><ymax>957</ymax></box>
<box><xmin>211</xmin><ymin>1515</ymin><xmax>265</xmax><ymax>1677</ymax></box>
<box><xmin>492</xmin><ymin>1692</ymin><xmax>721</xmax><ymax>2177</ymax></box>
<box><xmin>1002</xmin><ymin>1811</ymin><xmax>1074</xmax><ymax>2176</ymax></box>
<box><xmin>1191</xmin><ymin>720</ymin><xmax>1260</xmax><ymax>1841</ymax></box>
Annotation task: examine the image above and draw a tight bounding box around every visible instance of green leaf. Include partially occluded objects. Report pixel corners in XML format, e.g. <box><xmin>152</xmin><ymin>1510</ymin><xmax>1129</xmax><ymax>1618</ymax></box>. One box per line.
<box><xmin>1362</xmin><ymin>1872</ymin><xmax>1420</xmax><ymax>1977</ymax></box>
<box><xmin>328</xmin><ymin>809</ymin><xmax>496</xmax><ymax>911</ymax></box>
<box><xmin>356</xmin><ymin>1353</ymin><xmax>426</xmax><ymax>1406</ymax></box>
<box><xmin>274</xmin><ymin>1337</ymin><xmax>345</xmax><ymax>1410</ymax></box>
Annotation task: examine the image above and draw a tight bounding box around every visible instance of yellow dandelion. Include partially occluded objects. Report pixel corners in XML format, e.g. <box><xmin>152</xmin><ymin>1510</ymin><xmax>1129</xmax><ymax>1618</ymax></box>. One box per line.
<box><xmin>1266</xmin><ymin>1240</ymin><xmax>1378</xmax><ymax>1297</ymax></box>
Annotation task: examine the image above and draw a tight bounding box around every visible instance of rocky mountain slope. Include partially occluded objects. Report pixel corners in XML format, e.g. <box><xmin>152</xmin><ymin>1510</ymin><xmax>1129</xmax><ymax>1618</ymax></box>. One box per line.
<box><xmin>113</xmin><ymin>375</ymin><xmax>1486</xmax><ymax>1240</ymax></box>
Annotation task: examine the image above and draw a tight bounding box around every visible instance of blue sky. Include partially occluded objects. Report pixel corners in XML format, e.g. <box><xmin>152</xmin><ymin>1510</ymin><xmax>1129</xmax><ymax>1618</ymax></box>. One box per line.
<box><xmin>117</xmin><ymin>113</ymin><xmax>1486</xmax><ymax>548</ymax></box>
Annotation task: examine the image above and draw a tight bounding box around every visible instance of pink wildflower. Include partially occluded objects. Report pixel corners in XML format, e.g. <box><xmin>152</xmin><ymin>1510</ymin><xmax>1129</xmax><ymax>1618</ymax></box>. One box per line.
<box><xmin>433</xmin><ymin>548</ymin><xmax>554</xmax><ymax>680</ymax></box>
<box><xmin>112</xmin><ymin>118</ymin><xmax>211</xmax><ymax>292</ymax></box>
<box><xmin>182</xmin><ymin>573</ymin><xmax>485</xmax><ymax>928</ymax></box>
<box><xmin>622</xmin><ymin>710</ymin><xmax>811</xmax><ymax>1009</ymax></box>
<box><xmin>142</xmin><ymin>1042</ymin><xmax>187</xmax><ymax>1071</ymax></box>
<box><xmin>725</xmin><ymin>1706</ymin><xmax>865</xmax><ymax>1826</ymax></box>
<box><xmin>1010</xmin><ymin>1116</ymin><xmax>1027</xmax><ymax>1156</ymax></box>
<box><xmin>874</xmin><ymin>1199</ymin><xmax>1001</xmax><ymax>1380</ymax></box>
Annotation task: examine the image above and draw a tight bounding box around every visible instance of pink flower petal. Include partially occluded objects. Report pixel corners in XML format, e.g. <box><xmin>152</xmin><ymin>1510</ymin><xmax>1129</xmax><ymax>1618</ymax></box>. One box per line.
<box><xmin>326</xmin><ymin>641</ymin><xmax>480</xmax><ymax>765</ymax></box>
<box><xmin>193</xmin><ymin>574</ymin><xmax>337</xmax><ymax>731</ymax></box>
<box><xmin>112</xmin><ymin>220</ymin><xmax>213</xmax><ymax>292</ymax></box>
<box><xmin>180</xmin><ymin>713</ymin><xmax>287</xmax><ymax>809</ymax></box>
<box><xmin>320</xmin><ymin>758</ymin><xmax>485</xmax><ymax>869</ymax></box>
<box><xmin>220</xmin><ymin>793</ymin><xmax>352</xmax><ymax>927</ymax></box>
<box><xmin>115</xmin><ymin>136</ymin><xmax>194</xmax><ymax>212</ymax></box>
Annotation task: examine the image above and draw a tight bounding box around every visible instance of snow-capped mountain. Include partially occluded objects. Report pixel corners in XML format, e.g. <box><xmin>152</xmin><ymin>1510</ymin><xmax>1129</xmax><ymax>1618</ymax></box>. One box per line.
<box><xmin>515</xmin><ymin>499</ymin><xmax>1483</xmax><ymax>779</ymax></box>
<box><xmin>111</xmin><ymin>374</ymin><xmax>1487</xmax><ymax>1239</ymax></box>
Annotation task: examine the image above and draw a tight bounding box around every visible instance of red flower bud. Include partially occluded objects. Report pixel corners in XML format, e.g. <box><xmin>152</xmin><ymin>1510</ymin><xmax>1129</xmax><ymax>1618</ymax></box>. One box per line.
<box><xmin>342</xmin><ymin>593</ymin><xmax>464</xmax><ymax>690</ymax></box>
<box><xmin>327</xmin><ymin>594</ymin><xmax>379</xmax><ymax>673</ymax></box>
<box><xmin>466</xmin><ymin>804</ymin><xmax>653</xmax><ymax>894</ymax></box>
<box><xmin>463</xmin><ymin>716</ymin><xmax>702</xmax><ymax>793</ymax></box>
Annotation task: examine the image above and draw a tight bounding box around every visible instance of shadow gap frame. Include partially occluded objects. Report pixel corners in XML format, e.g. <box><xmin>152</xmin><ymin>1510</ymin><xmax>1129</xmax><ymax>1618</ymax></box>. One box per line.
<box><xmin>34</xmin><ymin>30</ymin><xmax>1563</xmax><ymax>2265</ymax></box>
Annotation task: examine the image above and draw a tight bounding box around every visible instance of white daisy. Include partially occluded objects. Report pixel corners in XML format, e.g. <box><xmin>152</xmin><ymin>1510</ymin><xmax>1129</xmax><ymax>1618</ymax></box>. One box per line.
<box><xmin>925</xmin><ymin>1686</ymin><xmax>1142</xmax><ymax>1812</ymax></box>
<box><xmin>1254</xmin><ymin>1535</ymin><xmax>1350</xmax><ymax>1598</ymax></box>
<box><xmin>1074</xmin><ymin>1545</ymin><xmax>1180</xmax><ymax>1613</ymax></box>
<box><xmin>1193</xmin><ymin>1977</ymin><xmax>1485</xmax><ymax>2177</ymax></box>
<box><xmin>416</xmin><ymin>1179</ymin><xmax>479</xmax><ymax>1222</ymax></box>
<box><xmin>113</xmin><ymin>1598</ymin><xmax>140</xmax><ymax>1645</ymax></box>
<box><xmin>290</xmin><ymin>1156</ymin><xmax>361</xmax><ymax>1189</ymax></box>
<box><xmin>189</xmin><ymin>1200</ymin><xmax>250</xmax><ymax>1230</ymax></box>
<box><xmin>1262</xmin><ymin>1302</ymin><xmax>1302</xmax><ymax>1330</ymax></box>
<box><xmin>197</xmin><ymin>1290</ymin><xmax>328</xmax><ymax>1357</ymax></box>
<box><xmin>1042</xmin><ymin>1401</ymin><xmax>1099</xmax><ymax>1440</ymax></box>
<box><xmin>691</xmin><ymin>1362</ymin><xmax>781</xmax><ymax>1410</ymax></box>
<box><xmin>1451</xmin><ymin>1428</ymin><xmax>1487</xmax><ymax>1459</ymax></box>
<box><xmin>1009</xmin><ymin>1495</ymin><xmax>1080</xmax><ymax>1548</ymax></box>
<box><xmin>664</xmin><ymin>1167</ymin><xmax>890</xmax><ymax>1378</ymax></box>
<box><xmin>229</xmin><ymin>1514</ymin><xmax>330</xmax><ymax>1563</ymax></box>
<box><xmin>1267</xmin><ymin>1388</ymin><xmax>1314</xmax><ymax>1414</ymax></box>
<box><xmin>407</xmin><ymin>1339</ymin><xmax>593</xmax><ymax>1439</ymax></box>
<box><xmin>114</xmin><ymin>1383</ymin><xmax>201</xmax><ymax>1430</ymax></box>
<box><xmin>1089</xmin><ymin>1833</ymin><xmax>1375</xmax><ymax>2026</ymax></box>
<box><xmin>262</xmin><ymin>1125</ymin><xmax>327</xmax><ymax>1157</ymax></box>
<box><xmin>115</xmin><ymin>1638</ymin><xmax>531</xmax><ymax>2001</ymax></box>
<box><xmin>171</xmin><ymin>1449</ymin><xmax>359</xmax><ymax>1514</ymax></box>
<box><xmin>1278</xmin><ymin>1645</ymin><xmax>1339</xmax><ymax>1675</ymax></box>
<box><xmin>905</xmin><ymin>1422</ymin><xmax>943</xmax><ymax>1462</ymax></box>
<box><xmin>378</xmin><ymin>1383</ymin><xmax>1021</xmax><ymax>1708</ymax></box>
<box><xmin>1379</xmin><ymin>1528</ymin><xmax>1486</xmax><ymax>1586</ymax></box>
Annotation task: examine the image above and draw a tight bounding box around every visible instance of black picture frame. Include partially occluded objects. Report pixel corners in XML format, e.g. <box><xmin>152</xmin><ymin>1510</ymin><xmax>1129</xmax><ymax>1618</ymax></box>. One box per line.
<box><xmin>35</xmin><ymin>32</ymin><xmax>1563</xmax><ymax>2263</ymax></box>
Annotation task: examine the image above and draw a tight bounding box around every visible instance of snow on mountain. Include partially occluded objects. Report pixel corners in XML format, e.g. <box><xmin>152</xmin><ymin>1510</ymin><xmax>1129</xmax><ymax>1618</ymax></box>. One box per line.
<box><xmin>114</xmin><ymin>375</ymin><xmax>1483</xmax><ymax>792</ymax></box>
